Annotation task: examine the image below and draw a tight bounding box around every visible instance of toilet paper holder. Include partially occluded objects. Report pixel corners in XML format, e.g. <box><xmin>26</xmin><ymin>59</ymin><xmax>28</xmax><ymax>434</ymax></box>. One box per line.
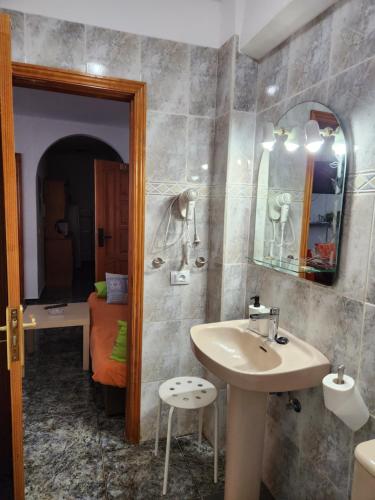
<box><xmin>334</xmin><ymin>364</ymin><xmax>345</xmax><ymax>385</ymax></box>
<box><xmin>323</xmin><ymin>364</ymin><xmax>370</xmax><ymax>431</ymax></box>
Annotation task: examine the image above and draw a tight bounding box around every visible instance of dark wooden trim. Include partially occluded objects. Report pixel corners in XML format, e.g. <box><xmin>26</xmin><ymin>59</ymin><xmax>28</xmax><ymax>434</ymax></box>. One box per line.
<box><xmin>299</xmin><ymin>155</ymin><xmax>314</xmax><ymax>279</ymax></box>
<box><xmin>11</xmin><ymin>62</ymin><xmax>146</xmax><ymax>448</ymax></box>
<box><xmin>309</xmin><ymin>110</ymin><xmax>339</xmax><ymax>130</ymax></box>
<box><xmin>126</xmin><ymin>82</ymin><xmax>146</xmax><ymax>442</ymax></box>
<box><xmin>12</xmin><ymin>62</ymin><xmax>145</xmax><ymax>101</ymax></box>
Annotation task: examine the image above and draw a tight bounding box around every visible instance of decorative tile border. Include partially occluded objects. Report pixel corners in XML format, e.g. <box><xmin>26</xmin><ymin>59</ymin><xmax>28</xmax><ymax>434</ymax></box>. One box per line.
<box><xmin>146</xmin><ymin>182</ymin><xmax>256</xmax><ymax>199</ymax></box>
<box><xmin>146</xmin><ymin>182</ymin><xmax>211</xmax><ymax>197</ymax></box>
<box><xmin>147</xmin><ymin>175</ymin><xmax>375</xmax><ymax>198</ymax></box>
<box><xmin>225</xmin><ymin>183</ymin><xmax>256</xmax><ymax>198</ymax></box>
<box><xmin>211</xmin><ymin>183</ymin><xmax>255</xmax><ymax>199</ymax></box>
<box><xmin>347</xmin><ymin>170</ymin><xmax>375</xmax><ymax>193</ymax></box>
<box><xmin>256</xmin><ymin>187</ymin><xmax>305</xmax><ymax>202</ymax></box>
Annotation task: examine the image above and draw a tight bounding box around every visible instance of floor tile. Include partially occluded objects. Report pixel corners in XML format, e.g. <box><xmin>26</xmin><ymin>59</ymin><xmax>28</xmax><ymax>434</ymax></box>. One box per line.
<box><xmin>25</xmin><ymin>455</ymin><xmax>106</xmax><ymax>500</ymax></box>
<box><xmin>202</xmin><ymin>492</ymin><xmax>224</xmax><ymax>500</ymax></box>
<box><xmin>23</xmin><ymin>327</ymin><xmax>238</xmax><ymax>499</ymax></box>
<box><xmin>103</xmin><ymin>439</ymin><xmax>199</xmax><ymax>500</ymax></box>
<box><xmin>177</xmin><ymin>434</ymin><xmax>225</xmax><ymax>497</ymax></box>
<box><xmin>98</xmin><ymin>411</ymin><xmax>127</xmax><ymax>452</ymax></box>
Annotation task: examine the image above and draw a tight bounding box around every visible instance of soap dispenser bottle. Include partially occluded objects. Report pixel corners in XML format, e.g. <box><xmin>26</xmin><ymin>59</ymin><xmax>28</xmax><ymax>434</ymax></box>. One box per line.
<box><xmin>248</xmin><ymin>296</ymin><xmax>269</xmax><ymax>337</ymax></box>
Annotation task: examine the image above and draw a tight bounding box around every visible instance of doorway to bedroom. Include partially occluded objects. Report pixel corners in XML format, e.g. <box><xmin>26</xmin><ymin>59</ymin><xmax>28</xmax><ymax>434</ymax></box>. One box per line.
<box><xmin>37</xmin><ymin>135</ymin><xmax>125</xmax><ymax>301</ymax></box>
<box><xmin>0</xmin><ymin>29</ymin><xmax>145</xmax><ymax>494</ymax></box>
<box><xmin>12</xmin><ymin>83</ymin><xmax>133</xmax><ymax>497</ymax></box>
<box><xmin>13</xmin><ymin>86</ymin><xmax>130</xmax><ymax>302</ymax></box>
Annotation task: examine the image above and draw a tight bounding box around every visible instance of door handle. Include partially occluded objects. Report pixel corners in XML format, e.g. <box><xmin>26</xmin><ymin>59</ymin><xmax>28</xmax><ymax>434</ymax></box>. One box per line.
<box><xmin>98</xmin><ymin>228</ymin><xmax>113</xmax><ymax>247</ymax></box>
<box><xmin>0</xmin><ymin>306</ymin><xmax>37</xmax><ymax>369</ymax></box>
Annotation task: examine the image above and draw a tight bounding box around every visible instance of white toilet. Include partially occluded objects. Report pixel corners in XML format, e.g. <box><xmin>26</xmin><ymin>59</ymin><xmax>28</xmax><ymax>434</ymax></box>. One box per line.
<box><xmin>352</xmin><ymin>439</ymin><xmax>375</xmax><ymax>500</ymax></box>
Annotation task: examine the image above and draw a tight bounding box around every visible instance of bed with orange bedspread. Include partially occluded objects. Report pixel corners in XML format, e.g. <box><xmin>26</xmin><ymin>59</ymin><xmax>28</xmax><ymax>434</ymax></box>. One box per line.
<box><xmin>88</xmin><ymin>292</ymin><xmax>128</xmax><ymax>388</ymax></box>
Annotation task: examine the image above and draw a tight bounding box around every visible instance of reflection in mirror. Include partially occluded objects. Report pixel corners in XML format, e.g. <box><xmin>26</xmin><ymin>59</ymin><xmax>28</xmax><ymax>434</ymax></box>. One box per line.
<box><xmin>253</xmin><ymin>102</ymin><xmax>347</xmax><ymax>285</ymax></box>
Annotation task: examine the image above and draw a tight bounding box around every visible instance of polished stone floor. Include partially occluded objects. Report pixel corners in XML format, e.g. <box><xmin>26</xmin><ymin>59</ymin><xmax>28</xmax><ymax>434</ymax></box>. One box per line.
<box><xmin>23</xmin><ymin>327</ymin><xmax>274</xmax><ymax>500</ymax></box>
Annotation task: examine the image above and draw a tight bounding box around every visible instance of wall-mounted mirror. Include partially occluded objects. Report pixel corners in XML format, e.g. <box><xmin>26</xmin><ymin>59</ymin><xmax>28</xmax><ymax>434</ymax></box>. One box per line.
<box><xmin>253</xmin><ymin>101</ymin><xmax>347</xmax><ymax>285</ymax></box>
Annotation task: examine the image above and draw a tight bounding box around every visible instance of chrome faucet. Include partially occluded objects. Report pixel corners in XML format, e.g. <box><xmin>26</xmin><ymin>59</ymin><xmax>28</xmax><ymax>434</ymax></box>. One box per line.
<box><xmin>249</xmin><ymin>307</ymin><xmax>280</xmax><ymax>343</ymax></box>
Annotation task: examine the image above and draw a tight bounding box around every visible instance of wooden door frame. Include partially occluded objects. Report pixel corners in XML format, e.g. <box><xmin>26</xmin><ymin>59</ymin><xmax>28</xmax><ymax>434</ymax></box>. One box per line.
<box><xmin>300</xmin><ymin>109</ymin><xmax>339</xmax><ymax>280</ymax></box>
<box><xmin>0</xmin><ymin>16</ymin><xmax>24</xmax><ymax>499</ymax></box>
<box><xmin>12</xmin><ymin>62</ymin><xmax>146</xmax><ymax>444</ymax></box>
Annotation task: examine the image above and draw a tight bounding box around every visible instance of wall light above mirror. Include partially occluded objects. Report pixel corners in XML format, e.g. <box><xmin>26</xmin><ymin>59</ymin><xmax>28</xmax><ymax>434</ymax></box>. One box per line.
<box><xmin>254</xmin><ymin>101</ymin><xmax>347</xmax><ymax>285</ymax></box>
<box><xmin>261</xmin><ymin>116</ymin><xmax>345</xmax><ymax>156</ymax></box>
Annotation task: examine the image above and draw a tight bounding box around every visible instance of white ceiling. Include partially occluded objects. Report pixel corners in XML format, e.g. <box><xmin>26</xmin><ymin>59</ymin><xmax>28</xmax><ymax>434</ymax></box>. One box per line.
<box><xmin>241</xmin><ymin>0</ymin><xmax>338</xmax><ymax>60</ymax></box>
<box><xmin>0</xmin><ymin>0</ymin><xmax>222</xmax><ymax>48</ymax></box>
<box><xmin>13</xmin><ymin>86</ymin><xmax>129</xmax><ymax>127</ymax></box>
<box><xmin>2</xmin><ymin>0</ymin><xmax>336</xmax><ymax>60</ymax></box>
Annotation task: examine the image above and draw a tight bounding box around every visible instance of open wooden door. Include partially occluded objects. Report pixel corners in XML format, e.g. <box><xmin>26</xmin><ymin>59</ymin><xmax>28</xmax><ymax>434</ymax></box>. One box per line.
<box><xmin>300</xmin><ymin>109</ymin><xmax>339</xmax><ymax>284</ymax></box>
<box><xmin>0</xmin><ymin>14</ymin><xmax>25</xmax><ymax>500</ymax></box>
<box><xmin>94</xmin><ymin>160</ymin><xmax>129</xmax><ymax>280</ymax></box>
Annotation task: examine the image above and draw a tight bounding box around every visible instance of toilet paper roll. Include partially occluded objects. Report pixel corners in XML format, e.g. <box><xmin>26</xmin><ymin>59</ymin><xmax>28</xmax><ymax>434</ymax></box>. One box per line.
<box><xmin>323</xmin><ymin>373</ymin><xmax>369</xmax><ymax>431</ymax></box>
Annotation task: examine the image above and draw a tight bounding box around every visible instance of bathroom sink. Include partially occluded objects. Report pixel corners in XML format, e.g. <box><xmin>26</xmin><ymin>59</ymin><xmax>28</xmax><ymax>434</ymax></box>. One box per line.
<box><xmin>190</xmin><ymin>319</ymin><xmax>329</xmax><ymax>393</ymax></box>
<box><xmin>190</xmin><ymin>319</ymin><xmax>330</xmax><ymax>500</ymax></box>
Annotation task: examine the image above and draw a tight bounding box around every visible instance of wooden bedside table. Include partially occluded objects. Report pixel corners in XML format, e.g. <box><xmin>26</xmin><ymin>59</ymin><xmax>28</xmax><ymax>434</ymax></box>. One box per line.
<box><xmin>24</xmin><ymin>302</ymin><xmax>90</xmax><ymax>370</ymax></box>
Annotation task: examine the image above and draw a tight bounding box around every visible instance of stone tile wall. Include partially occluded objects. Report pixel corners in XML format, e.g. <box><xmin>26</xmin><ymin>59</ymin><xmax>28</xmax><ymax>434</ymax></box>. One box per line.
<box><xmin>2</xmin><ymin>7</ymin><xmax>218</xmax><ymax>441</ymax></box>
<box><xmin>246</xmin><ymin>1</ymin><xmax>375</xmax><ymax>498</ymax></box>
<box><xmin>204</xmin><ymin>35</ymin><xmax>257</xmax><ymax>447</ymax></box>
<box><xmin>4</xmin><ymin>3</ymin><xmax>375</xmax><ymax>498</ymax></box>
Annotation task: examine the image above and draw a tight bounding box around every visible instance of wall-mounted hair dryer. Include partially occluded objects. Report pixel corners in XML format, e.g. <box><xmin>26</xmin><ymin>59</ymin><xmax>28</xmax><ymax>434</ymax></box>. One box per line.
<box><xmin>268</xmin><ymin>192</ymin><xmax>294</xmax><ymax>261</ymax></box>
<box><xmin>276</xmin><ymin>192</ymin><xmax>292</xmax><ymax>224</ymax></box>
<box><xmin>178</xmin><ymin>188</ymin><xmax>198</xmax><ymax>221</ymax></box>
<box><xmin>268</xmin><ymin>192</ymin><xmax>292</xmax><ymax>223</ymax></box>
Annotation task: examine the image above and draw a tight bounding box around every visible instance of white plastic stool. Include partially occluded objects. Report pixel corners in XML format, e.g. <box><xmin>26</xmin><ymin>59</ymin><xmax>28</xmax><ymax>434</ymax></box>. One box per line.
<box><xmin>154</xmin><ymin>376</ymin><xmax>219</xmax><ymax>496</ymax></box>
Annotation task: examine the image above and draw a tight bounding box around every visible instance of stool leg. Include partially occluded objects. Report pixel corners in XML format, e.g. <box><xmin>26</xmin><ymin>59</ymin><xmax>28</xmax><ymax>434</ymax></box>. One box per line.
<box><xmin>198</xmin><ymin>407</ymin><xmax>204</xmax><ymax>446</ymax></box>
<box><xmin>155</xmin><ymin>397</ymin><xmax>162</xmax><ymax>456</ymax></box>
<box><xmin>163</xmin><ymin>406</ymin><xmax>175</xmax><ymax>496</ymax></box>
<box><xmin>213</xmin><ymin>401</ymin><xmax>218</xmax><ymax>484</ymax></box>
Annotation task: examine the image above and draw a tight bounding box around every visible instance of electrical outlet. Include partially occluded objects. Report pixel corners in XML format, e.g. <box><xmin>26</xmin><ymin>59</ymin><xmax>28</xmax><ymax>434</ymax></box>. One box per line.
<box><xmin>170</xmin><ymin>270</ymin><xmax>190</xmax><ymax>285</ymax></box>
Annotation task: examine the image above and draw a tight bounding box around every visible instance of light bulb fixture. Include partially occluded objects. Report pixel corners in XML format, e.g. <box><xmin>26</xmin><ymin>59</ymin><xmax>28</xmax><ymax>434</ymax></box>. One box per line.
<box><xmin>332</xmin><ymin>140</ymin><xmax>347</xmax><ymax>156</ymax></box>
<box><xmin>329</xmin><ymin>127</ymin><xmax>347</xmax><ymax>156</ymax></box>
<box><xmin>284</xmin><ymin>126</ymin><xmax>304</xmax><ymax>152</ymax></box>
<box><xmin>261</xmin><ymin>122</ymin><xmax>276</xmax><ymax>151</ymax></box>
<box><xmin>305</xmin><ymin>120</ymin><xmax>324</xmax><ymax>153</ymax></box>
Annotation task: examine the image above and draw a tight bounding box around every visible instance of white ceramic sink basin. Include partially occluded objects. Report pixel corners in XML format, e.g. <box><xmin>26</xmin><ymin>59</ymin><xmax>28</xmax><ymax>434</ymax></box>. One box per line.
<box><xmin>190</xmin><ymin>319</ymin><xmax>330</xmax><ymax>500</ymax></box>
<box><xmin>190</xmin><ymin>319</ymin><xmax>329</xmax><ymax>393</ymax></box>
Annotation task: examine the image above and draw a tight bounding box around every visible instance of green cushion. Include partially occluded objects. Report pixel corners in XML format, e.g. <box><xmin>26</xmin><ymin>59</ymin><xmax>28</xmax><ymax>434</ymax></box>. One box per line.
<box><xmin>95</xmin><ymin>281</ymin><xmax>107</xmax><ymax>298</ymax></box>
<box><xmin>110</xmin><ymin>320</ymin><xmax>127</xmax><ymax>363</ymax></box>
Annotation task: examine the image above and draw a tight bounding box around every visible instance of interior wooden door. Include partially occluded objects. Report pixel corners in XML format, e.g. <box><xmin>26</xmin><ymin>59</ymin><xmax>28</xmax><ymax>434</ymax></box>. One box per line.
<box><xmin>94</xmin><ymin>160</ymin><xmax>129</xmax><ymax>281</ymax></box>
<box><xmin>0</xmin><ymin>140</ymin><xmax>13</xmax><ymax>498</ymax></box>
<box><xmin>0</xmin><ymin>14</ymin><xmax>25</xmax><ymax>500</ymax></box>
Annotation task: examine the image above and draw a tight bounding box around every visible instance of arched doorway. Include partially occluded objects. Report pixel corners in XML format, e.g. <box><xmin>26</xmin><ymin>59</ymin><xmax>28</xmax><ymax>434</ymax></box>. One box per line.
<box><xmin>36</xmin><ymin>134</ymin><xmax>124</xmax><ymax>300</ymax></box>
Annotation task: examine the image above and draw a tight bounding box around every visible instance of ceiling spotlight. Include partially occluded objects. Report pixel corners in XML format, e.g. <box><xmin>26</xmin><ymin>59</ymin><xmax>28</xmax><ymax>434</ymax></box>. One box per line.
<box><xmin>261</xmin><ymin>122</ymin><xmax>276</xmax><ymax>151</ymax></box>
<box><xmin>305</xmin><ymin>120</ymin><xmax>323</xmax><ymax>153</ymax></box>
<box><xmin>284</xmin><ymin>126</ymin><xmax>304</xmax><ymax>152</ymax></box>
